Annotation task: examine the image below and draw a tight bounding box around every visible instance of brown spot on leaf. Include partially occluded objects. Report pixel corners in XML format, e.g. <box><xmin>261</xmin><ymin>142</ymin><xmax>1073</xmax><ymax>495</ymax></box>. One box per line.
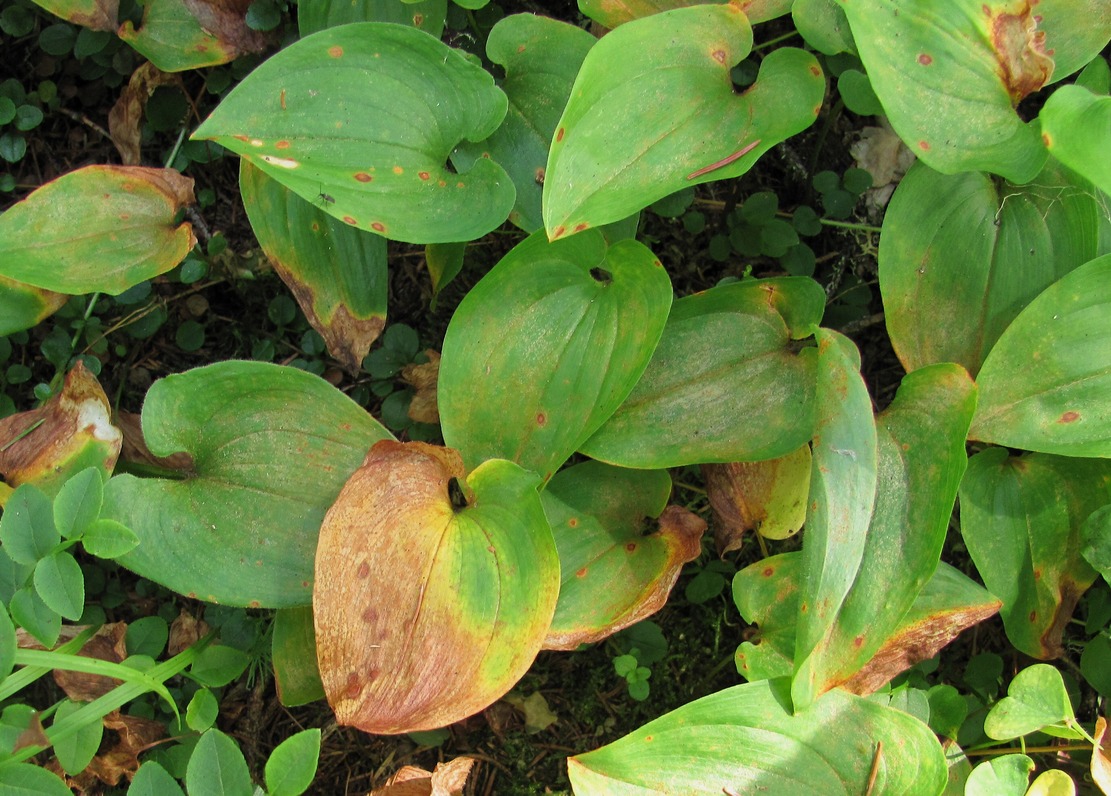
<box><xmin>576</xmin><ymin>567</ymin><xmax>588</xmax><ymax>578</ymax></box>
<box><xmin>361</xmin><ymin>607</ymin><xmax>377</xmax><ymax>623</ymax></box>
<box><xmin>809</xmin><ymin>64</ymin><xmax>821</xmax><ymax>76</ymax></box>
<box><xmin>343</xmin><ymin>216</ymin><xmax>357</xmax><ymax>225</ymax></box>
<box><xmin>625</xmin><ymin>542</ymin><xmax>637</xmax><ymax>552</ymax></box>
<box><xmin>552</xmin><ymin>225</ymin><xmax>566</xmax><ymax>239</ymax></box>
<box><xmin>711</xmin><ymin>49</ymin><xmax>727</xmax><ymax>64</ymax></box>
<box><xmin>988</xmin><ymin>2</ymin><xmax>1053</xmax><ymax>103</ymax></box>
<box><xmin>555</xmin><ymin>127</ymin><xmax>565</xmax><ymax>142</ymax></box>
<box><xmin>354</xmin><ymin>172</ymin><xmax>373</xmax><ymax>182</ymax></box>
<box><xmin>413</xmin><ymin>13</ymin><xmax>424</xmax><ymax>25</ymax></box>
<box><xmin>918</xmin><ymin>140</ymin><xmax>931</xmax><ymax>150</ymax></box>
<box><xmin>371</xmin><ymin>221</ymin><xmax>386</xmax><ymax>232</ymax></box>
<box><xmin>854</xmin><ymin>635</ymin><xmax>865</xmax><ymax>647</ymax></box>
<box><xmin>536</xmin><ymin>412</ymin><xmax>547</xmax><ymax>426</ymax></box>
<box><xmin>418</xmin><ymin>171</ymin><xmax>431</xmax><ymax>181</ymax></box>
<box><xmin>763</xmin><ymin>567</ymin><xmax>775</xmax><ymax>577</ymax></box>
<box><xmin>357</xmin><ymin>562</ymin><xmax>370</xmax><ymax>579</ymax></box>
<box><xmin>329</xmin><ymin>45</ymin><xmax>344</xmax><ymax>58</ymax></box>
<box><xmin>1059</xmin><ymin>410</ymin><xmax>1080</xmax><ymax>423</ymax></box>
<box><xmin>344</xmin><ymin>672</ymin><xmax>362</xmax><ymax>699</ymax></box>
<box><xmin>568</xmin><ymin>518</ymin><xmax>578</xmax><ymax>527</ymax></box>
<box><xmin>276</xmin><ymin>140</ymin><xmax>290</xmax><ymax>149</ymax></box>
<box><xmin>534</xmin><ymin>167</ymin><xmax>545</xmax><ymax>184</ymax></box>
<box><xmin>918</xmin><ymin>53</ymin><xmax>933</xmax><ymax>65</ymax></box>
<box><xmin>573</xmin><ymin>223</ymin><xmax>588</xmax><ymax>233</ymax></box>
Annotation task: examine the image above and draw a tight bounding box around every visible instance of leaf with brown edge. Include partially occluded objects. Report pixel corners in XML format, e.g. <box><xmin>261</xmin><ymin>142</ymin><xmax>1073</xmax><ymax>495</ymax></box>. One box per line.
<box><xmin>108</xmin><ymin>62</ymin><xmax>180</xmax><ymax>165</ymax></box>
<box><xmin>118</xmin><ymin>0</ymin><xmax>270</xmax><ymax>73</ymax></box>
<box><xmin>114</xmin><ymin>411</ymin><xmax>194</xmax><ymax>474</ymax></box>
<box><xmin>1093</xmin><ymin>716</ymin><xmax>1111</xmax><ymax>794</ymax></box>
<box><xmin>370</xmin><ymin>757</ymin><xmax>474</xmax><ymax>796</ymax></box>
<box><xmin>702</xmin><ymin>443</ymin><xmax>810</xmax><ymax>554</ymax></box>
<box><xmin>31</xmin><ymin>0</ymin><xmax>119</xmax><ymax>31</ymax></box>
<box><xmin>541</xmin><ymin>461</ymin><xmax>705</xmax><ymax>650</ymax></box>
<box><xmin>0</xmin><ymin>362</ymin><xmax>122</xmax><ymax>497</ymax></box>
<box><xmin>0</xmin><ymin>273</ymin><xmax>68</xmax><ymax>337</ymax></box>
<box><xmin>313</xmin><ymin>441</ymin><xmax>559</xmax><ymax>734</ymax></box>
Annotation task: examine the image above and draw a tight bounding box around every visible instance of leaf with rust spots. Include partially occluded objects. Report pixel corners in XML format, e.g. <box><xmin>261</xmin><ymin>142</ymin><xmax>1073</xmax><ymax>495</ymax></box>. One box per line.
<box><xmin>53</xmin><ymin>622</ymin><xmax>128</xmax><ymax>701</ymax></box>
<box><xmin>960</xmin><ymin>449</ymin><xmax>1111</xmax><ymax>658</ymax></box>
<box><xmin>33</xmin><ymin>0</ymin><xmax>119</xmax><ymax>31</ymax></box>
<box><xmin>540</xmin><ymin>462</ymin><xmax>704</xmax><ymax>650</ymax></box>
<box><xmin>240</xmin><ymin>161</ymin><xmax>387</xmax><ymax>374</ymax></box>
<box><xmin>1093</xmin><ymin>716</ymin><xmax>1111</xmax><ymax>794</ymax></box>
<box><xmin>297</xmin><ymin>0</ymin><xmax>447</xmax><ymax>39</ymax></box>
<box><xmin>371</xmin><ymin>757</ymin><xmax>474</xmax><ymax>796</ymax></box>
<box><xmin>0</xmin><ymin>165</ymin><xmax>195</xmax><ymax>295</ymax></box>
<box><xmin>108</xmin><ymin>62</ymin><xmax>180</xmax><ymax>165</ymax></box>
<box><xmin>118</xmin><ymin>0</ymin><xmax>271</xmax><ymax>73</ymax></box>
<box><xmin>0</xmin><ymin>273</ymin><xmax>68</xmax><ymax>337</ymax></box>
<box><xmin>402</xmin><ymin>350</ymin><xmax>440</xmax><ymax>425</ymax></box>
<box><xmin>988</xmin><ymin>2</ymin><xmax>1053</xmax><ymax>103</ymax></box>
<box><xmin>703</xmin><ymin>443</ymin><xmax>810</xmax><ymax>553</ymax></box>
<box><xmin>314</xmin><ymin>441</ymin><xmax>559</xmax><ymax>734</ymax></box>
<box><xmin>0</xmin><ymin>362</ymin><xmax>122</xmax><ymax>497</ymax></box>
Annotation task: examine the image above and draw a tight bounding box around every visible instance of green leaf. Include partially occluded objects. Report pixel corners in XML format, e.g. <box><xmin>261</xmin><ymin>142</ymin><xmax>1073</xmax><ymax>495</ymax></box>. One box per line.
<box><xmin>439</xmin><ymin>229</ymin><xmax>672</xmax><ymax>479</ymax></box>
<box><xmin>9</xmin><ymin>586</ymin><xmax>61</xmax><ymax>647</ymax></box>
<box><xmin>239</xmin><ymin>161</ymin><xmax>387</xmax><ymax>373</ymax></box>
<box><xmin>185</xmin><ymin>729</ymin><xmax>253</xmax><ymax>796</ymax></box>
<box><xmin>454</xmin><ymin>13</ymin><xmax>595</xmax><ymax>233</ymax></box>
<box><xmin>424</xmin><ymin>241</ymin><xmax>465</xmax><ymax>305</ymax></box>
<box><xmin>927</xmin><ymin>684</ymin><xmax>968</xmax><ymax>741</ymax></box>
<box><xmin>1080</xmin><ymin>632</ymin><xmax>1111</xmax><ymax>697</ymax></box>
<box><xmin>879</xmin><ymin>159</ymin><xmax>1110</xmax><ymax>376</ymax></box>
<box><xmin>835</xmin><ymin>0</ymin><xmax>1049</xmax><ymax>182</ymax></box>
<box><xmin>1081</xmin><ymin>504</ymin><xmax>1111</xmax><ymax>585</ymax></box>
<box><xmin>103</xmin><ymin>361</ymin><xmax>392</xmax><ymax>608</ymax></box>
<box><xmin>984</xmin><ymin>664</ymin><xmax>1074</xmax><ymax>740</ymax></box>
<box><xmin>186</xmin><ymin>687</ymin><xmax>219</xmax><ymax>731</ymax></box>
<box><xmin>1040</xmin><ymin>86</ymin><xmax>1111</xmax><ymax>207</ymax></box>
<box><xmin>540</xmin><ymin>462</ymin><xmax>704</xmax><ymax>649</ymax></box>
<box><xmin>0</xmin><ymin>763</ymin><xmax>72</xmax><ymax>796</ymax></box>
<box><xmin>118</xmin><ymin>0</ymin><xmax>267</xmax><ymax>72</ymax></box>
<box><xmin>581</xmin><ymin>277</ymin><xmax>824</xmax><ymax>468</ymax></box>
<box><xmin>190</xmin><ymin>644</ymin><xmax>250</xmax><ymax>688</ymax></box>
<box><xmin>297</xmin><ymin>0</ymin><xmax>447</xmax><ymax>38</ymax></box>
<box><xmin>0</xmin><ymin>483</ymin><xmax>59</xmax><ymax>565</ymax></box>
<box><xmin>0</xmin><ymin>604</ymin><xmax>15</xmax><ymax>683</ymax></box>
<box><xmin>81</xmin><ymin>518</ymin><xmax>140</xmax><ymax>559</ymax></box>
<box><xmin>313</xmin><ymin>443</ymin><xmax>559</xmax><ymax>733</ymax></box>
<box><xmin>959</xmin><ymin>449</ymin><xmax>1110</xmax><ymax>658</ymax></box>
<box><xmin>1026</xmin><ymin>769</ymin><xmax>1076</xmax><ymax>796</ymax></box>
<box><xmin>33</xmin><ymin>551</ymin><xmax>84</xmax><ymax>621</ymax></box>
<box><xmin>126</xmin><ymin>615</ymin><xmax>169</xmax><ymax>658</ymax></box>
<box><xmin>52</xmin><ymin>698</ymin><xmax>103</xmax><ymax>775</ymax></box>
<box><xmin>128</xmin><ymin>761</ymin><xmax>186</xmax><ymax>796</ymax></box>
<box><xmin>567</xmin><ymin>678</ymin><xmax>947</xmax><ymax>795</ymax></box>
<box><xmin>0</xmin><ymin>166</ymin><xmax>196</xmax><ymax>295</ymax></box>
<box><xmin>966</xmin><ymin>755</ymin><xmax>1034</xmax><ymax>796</ymax></box>
<box><xmin>1035</xmin><ymin>1</ymin><xmax>1111</xmax><ymax>83</ymax></box>
<box><xmin>791</xmin><ymin>329</ymin><xmax>877</xmax><ymax>711</ymax></box>
<box><xmin>970</xmin><ymin>254</ymin><xmax>1111</xmax><ymax>456</ymax></box>
<box><xmin>0</xmin><ymin>546</ymin><xmax>31</xmax><ymax>605</ymax></box>
<box><xmin>52</xmin><ymin>467</ymin><xmax>103</xmax><ymax>540</ymax></box>
<box><xmin>0</xmin><ymin>274</ymin><xmax>67</xmax><ymax>336</ymax></box>
<box><xmin>272</xmin><ymin>606</ymin><xmax>325</xmax><ymax>707</ymax></box>
<box><xmin>264</xmin><ymin>728</ymin><xmax>321</xmax><ymax>796</ymax></box>
<box><xmin>193</xmin><ymin>23</ymin><xmax>514</xmax><ymax>244</ymax></box>
<box><xmin>792</xmin><ymin>0</ymin><xmax>855</xmax><ymax>56</ymax></box>
<box><xmin>543</xmin><ymin>4</ymin><xmax>823</xmax><ymax>236</ymax></box>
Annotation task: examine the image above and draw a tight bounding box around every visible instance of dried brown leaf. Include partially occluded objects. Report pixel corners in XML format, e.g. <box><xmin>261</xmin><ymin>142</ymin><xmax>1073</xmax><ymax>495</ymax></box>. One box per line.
<box><xmin>1093</xmin><ymin>716</ymin><xmax>1111</xmax><ymax>794</ymax></box>
<box><xmin>168</xmin><ymin>609</ymin><xmax>209</xmax><ymax>655</ymax></box>
<box><xmin>370</xmin><ymin>757</ymin><xmax>475</xmax><ymax>796</ymax></box>
<box><xmin>989</xmin><ymin>1</ymin><xmax>1053</xmax><ymax>104</ymax></box>
<box><xmin>182</xmin><ymin>0</ymin><xmax>270</xmax><ymax>55</ymax></box>
<box><xmin>53</xmin><ymin>622</ymin><xmax>128</xmax><ymax>701</ymax></box>
<box><xmin>83</xmin><ymin>711</ymin><xmax>167</xmax><ymax>786</ymax></box>
<box><xmin>402</xmin><ymin>350</ymin><xmax>441</xmax><ymax>425</ymax></box>
<box><xmin>115</xmin><ymin>411</ymin><xmax>195</xmax><ymax>473</ymax></box>
<box><xmin>108</xmin><ymin>63</ymin><xmax>179</xmax><ymax>165</ymax></box>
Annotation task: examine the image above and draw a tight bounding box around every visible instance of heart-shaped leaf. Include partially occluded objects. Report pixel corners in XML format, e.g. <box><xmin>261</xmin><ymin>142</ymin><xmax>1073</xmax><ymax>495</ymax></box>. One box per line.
<box><xmin>0</xmin><ymin>166</ymin><xmax>195</xmax><ymax>295</ymax></box>
<box><xmin>103</xmin><ymin>361</ymin><xmax>392</xmax><ymax>608</ymax></box>
<box><xmin>540</xmin><ymin>461</ymin><xmax>705</xmax><ymax>650</ymax></box>
<box><xmin>240</xmin><ymin>161</ymin><xmax>387</xmax><ymax>373</ymax></box>
<box><xmin>313</xmin><ymin>441</ymin><xmax>559</xmax><ymax>733</ymax></box>
<box><xmin>879</xmin><ymin>159</ymin><xmax>1111</xmax><ymax>376</ymax></box>
<box><xmin>193</xmin><ymin>22</ymin><xmax>514</xmax><ymax>244</ymax></box>
<box><xmin>966</xmin><ymin>755</ymin><xmax>1035</xmax><ymax>796</ymax></box>
<box><xmin>580</xmin><ymin>277</ymin><xmax>824</xmax><ymax>468</ymax></box>
<box><xmin>454</xmin><ymin>14</ymin><xmax>595</xmax><ymax>233</ymax></box>
<box><xmin>0</xmin><ymin>275</ymin><xmax>67</xmax><ymax>336</ymax></box>
<box><xmin>543</xmin><ymin>4</ymin><xmax>823</xmax><ymax>236</ymax></box>
<box><xmin>959</xmin><ymin>448</ymin><xmax>1110</xmax><ymax>658</ymax></box>
<box><xmin>567</xmin><ymin>677</ymin><xmax>947</xmax><ymax>795</ymax></box>
<box><xmin>970</xmin><ymin>254</ymin><xmax>1111</xmax><ymax>457</ymax></box>
<box><xmin>118</xmin><ymin>0</ymin><xmax>270</xmax><ymax>73</ymax></box>
<box><xmin>984</xmin><ymin>664</ymin><xmax>1074</xmax><ymax>740</ymax></box>
<box><xmin>439</xmin><ymin>228</ymin><xmax>672</xmax><ymax>480</ymax></box>
<box><xmin>1041</xmin><ymin>85</ymin><xmax>1111</xmax><ymax>196</ymax></box>
<box><xmin>835</xmin><ymin>0</ymin><xmax>1050</xmax><ymax>181</ymax></box>
<box><xmin>297</xmin><ymin>0</ymin><xmax>447</xmax><ymax>39</ymax></box>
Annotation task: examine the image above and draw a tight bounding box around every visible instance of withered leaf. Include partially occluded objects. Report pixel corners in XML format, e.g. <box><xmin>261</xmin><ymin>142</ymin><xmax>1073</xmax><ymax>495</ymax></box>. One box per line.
<box><xmin>168</xmin><ymin>609</ymin><xmax>209</xmax><ymax>656</ymax></box>
<box><xmin>53</xmin><ymin>622</ymin><xmax>128</xmax><ymax>702</ymax></box>
<box><xmin>370</xmin><ymin>757</ymin><xmax>475</xmax><ymax>796</ymax></box>
<box><xmin>115</xmin><ymin>410</ymin><xmax>195</xmax><ymax>474</ymax></box>
<box><xmin>1094</xmin><ymin>716</ymin><xmax>1111</xmax><ymax>795</ymax></box>
<box><xmin>83</xmin><ymin>711</ymin><xmax>167</xmax><ymax>787</ymax></box>
<box><xmin>108</xmin><ymin>63</ymin><xmax>180</xmax><ymax>165</ymax></box>
<box><xmin>402</xmin><ymin>350</ymin><xmax>441</xmax><ymax>425</ymax></box>
<box><xmin>988</xmin><ymin>2</ymin><xmax>1053</xmax><ymax>104</ymax></box>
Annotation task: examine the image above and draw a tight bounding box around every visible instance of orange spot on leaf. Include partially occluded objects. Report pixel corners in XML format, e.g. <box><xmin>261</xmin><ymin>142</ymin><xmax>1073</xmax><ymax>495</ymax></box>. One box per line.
<box><xmin>328</xmin><ymin>46</ymin><xmax>344</xmax><ymax>58</ymax></box>
<box><xmin>576</xmin><ymin>567</ymin><xmax>588</xmax><ymax>578</ymax></box>
<box><xmin>1059</xmin><ymin>411</ymin><xmax>1080</xmax><ymax>423</ymax></box>
<box><xmin>276</xmin><ymin>140</ymin><xmax>290</xmax><ymax>149</ymax></box>
<box><xmin>573</xmin><ymin>223</ymin><xmax>588</xmax><ymax>233</ymax></box>
<box><xmin>568</xmin><ymin>518</ymin><xmax>579</xmax><ymax>527</ymax></box>
<box><xmin>343</xmin><ymin>216</ymin><xmax>357</xmax><ymax>225</ymax></box>
<box><xmin>371</xmin><ymin>222</ymin><xmax>386</xmax><ymax>232</ymax></box>
<box><xmin>354</xmin><ymin>172</ymin><xmax>373</xmax><ymax>182</ymax></box>
<box><xmin>918</xmin><ymin>140</ymin><xmax>931</xmax><ymax>150</ymax></box>
<box><xmin>418</xmin><ymin>171</ymin><xmax>430</xmax><ymax>181</ymax></box>
<box><xmin>711</xmin><ymin>49</ymin><xmax>727</xmax><ymax>65</ymax></box>
<box><xmin>762</xmin><ymin>567</ymin><xmax>775</xmax><ymax>577</ymax></box>
<box><xmin>555</xmin><ymin>127</ymin><xmax>565</xmax><ymax>142</ymax></box>
<box><xmin>809</xmin><ymin>64</ymin><xmax>821</xmax><ymax>76</ymax></box>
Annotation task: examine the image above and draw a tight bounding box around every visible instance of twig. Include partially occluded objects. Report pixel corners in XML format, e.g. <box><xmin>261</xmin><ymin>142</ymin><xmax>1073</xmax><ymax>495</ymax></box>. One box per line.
<box><xmin>838</xmin><ymin>312</ymin><xmax>886</xmax><ymax>335</ymax></box>
<box><xmin>55</xmin><ymin>107</ymin><xmax>111</xmax><ymax>141</ymax></box>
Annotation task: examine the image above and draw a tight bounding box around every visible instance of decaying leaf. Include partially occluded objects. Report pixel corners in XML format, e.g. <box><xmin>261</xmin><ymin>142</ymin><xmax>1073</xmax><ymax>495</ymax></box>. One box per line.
<box><xmin>0</xmin><ymin>362</ymin><xmax>122</xmax><ymax>496</ymax></box>
<box><xmin>314</xmin><ymin>440</ymin><xmax>559</xmax><ymax>734</ymax></box>
<box><xmin>108</xmin><ymin>62</ymin><xmax>180</xmax><ymax>165</ymax></box>
<box><xmin>402</xmin><ymin>350</ymin><xmax>440</xmax><ymax>425</ymax></box>
<box><xmin>503</xmin><ymin>692</ymin><xmax>558</xmax><ymax>734</ymax></box>
<box><xmin>53</xmin><ymin>622</ymin><xmax>128</xmax><ymax>702</ymax></box>
<box><xmin>370</xmin><ymin>757</ymin><xmax>474</xmax><ymax>796</ymax></box>
<box><xmin>987</xmin><ymin>1</ymin><xmax>1054</xmax><ymax>104</ymax></box>
<box><xmin>114</xmin><ymin>411</ymin><xmax>195</xmax><ymax>474</ymax></box>
<box><xmin>33</xmin><ymin>0</ymin><xmax>119</xmax><ymax>31</ymax></box>
<box><xmin>702</xmin><ymin>443</ymin><xmax>811</xmax><ymax>554</ymax></box>
<box><xmin>1094</xmin><ymin>716</ymin><xmax>1111</xmax><ymax>795</ymax></box>
<box><xmin>167</xmin><ymin>609</ymin><xmax>209</xmax><ymax>656</ymax></box>
<box><xmin>118</xmin><ymin>0</ymin><xmax>271</xmax><ymax>73</ymax></box>
<box><xmin>81</xmin><ymin>711</ymin><xmax>167</xmax><ymax>787</ymax></box>
<box><xmin>849</xmin><ymin>120</ymin><xmax>916</xmax><ymax>210</ymax></box>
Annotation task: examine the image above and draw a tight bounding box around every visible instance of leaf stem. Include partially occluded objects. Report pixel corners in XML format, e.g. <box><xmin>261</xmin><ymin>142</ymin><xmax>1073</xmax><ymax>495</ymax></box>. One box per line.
<box><xmin>818</xmin><ymin>219</ymin><xmax>882</xmax><ymax>233</ymax></box>
<box><xmin>753</xmin><ymin>31</ymin><xmax>800</xmax><ymax>51</ymax></box>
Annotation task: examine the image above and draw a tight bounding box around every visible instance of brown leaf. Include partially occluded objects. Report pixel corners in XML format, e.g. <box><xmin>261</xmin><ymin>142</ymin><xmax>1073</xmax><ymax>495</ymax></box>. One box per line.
<box><xmin>842</xmin><ymin>598</ymin><xmax>1002</xmax><ymax>695</ymax></box>
<box><xmin>83</xmin><ymin>711</ymin><xmax>167</xmax><ymax>787</ymax></box>
<box><xmin>0</xmin><ymin>362</ymin><xmax>122</xmax><ymax>495</ymax></box>
<box><xmin>1094</xmin><ymin>716</ymin><xmax>1111</xmax><ymax>795</ymax></box>
<box><xmin>182</xmin><ymin>0</ymin><xmax>271</xmax><ymax>55</ymax></box>
<box><xmin>168</xmin><ymin>609</ymin><xmax>209</xmax><ymax>655</ymax></box>
<box><xmin>13</xmin><ymin>712</ymin><xmax>50</xmax><ymax>753</ymax></box>
<box><xmin>370</xmin><ymin>757</ymin><xmax>475</xmax><ymax>796</ymax></box>
<box><xmin>988</xmin><ymin>1</ymin><xmax>1053</xmax><ymax>104</ymax></box>
<box><xmin>115</xmin><ymin>411</ymin><xmax>195</xmax><ymax>473</ymax></box>
<box><xmin>54</xmin><ymin>622</ymin><xmax>129</xmax><ymax>701</ymax></box>
<box><xmin>278</xmin><ymin>271</ymin><xmax>385</xmax><ymax>375</ymax></box>
<box><xmin>402</xmin><ymin>350</ymin><xmax>441</xmax><ymax>425</ymax></box>
<box><xmin>108</xmin><ymin>63</ymin><xmax>180</xmax><ymax>165</ymax></box>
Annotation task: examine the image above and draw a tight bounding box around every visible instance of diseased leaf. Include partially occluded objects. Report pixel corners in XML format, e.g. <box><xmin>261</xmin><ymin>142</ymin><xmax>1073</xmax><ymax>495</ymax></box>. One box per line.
<box><xmin>313</xmin><ymin>441</ymin><xmax>559</xmax><ymax>734</ymax></box>
<box><xmin>567</xmin><ymin>678</ymin><xmax>947</xmax><ymax>795</ymax></box>
<box><xmin>540</xmin><ymin>461</ymin><xmax>705</xmax><ymax>650</ymax></box>
<box><xmin>0</xmin><ymin>274</ymin><xmax>67</xmax><ymax>337</ymax></box>
<box><xmin>581</xmin><ymin>277</ymin><xmax>823</xmax><ymax>468</ymax></box>
<box><xmin>193</xmin><ymin>22</ymin><xmax>514</xmax><ymax>244</ymax></box>
<box><xmin>439</xmin><ymin>229</ymin><xmax>672</xmax><ymax>480</ymax></box>
<box><xmin>30</xmin><ymin>0</ymin><xmax>119</xmax><ymax>30</ymax></box>
<box><xmin>240</xmin><ymin>161</ymin><xmax>387</xmax><ymax>373</ymax></box>
<box><xmin>0</xmin><ymin>166</ymin><xmax>195</xmax><ymax>295</ymax></box>
<box><xmin>1041</xmin><ymin>85</ymin><xmax>1111</xmax><ymax>196</ymax></box>
<box><xmin>369</xmin><ymin>757</ymin><xmax>474</xmax><ymax>796</ymax></box>
<box><xmin>103</xmin><ymin>361</ymin><xmax>392</xmax><ymax>608</ymax></box>
<box><xmin>544</xmin><ymin>4</ymin><xmax>823</xmax><ymax>236</ymax></box>
<box><xmin>970</xmin><ymin>254</ymin><xmax>1111</xmax><ymax>457</ymax></box>
<box><xmin>1093</xmin><ymin>716</ymin><xmax>1111</xmax><ymax>794</ymax></box>
<box><xmin>107</xmin><ymin>62</ymin><xmax>179</xmax><ymax>165</ymax></box>
<box><xmin>959</xmin><ymin>449</ymin><xmax>1110</xmax><ymax>658</ymax></box>
<box><xmin>118</xmin><ymin>0</ymin><xmax>270</xmax><ymax>73</ymax></box>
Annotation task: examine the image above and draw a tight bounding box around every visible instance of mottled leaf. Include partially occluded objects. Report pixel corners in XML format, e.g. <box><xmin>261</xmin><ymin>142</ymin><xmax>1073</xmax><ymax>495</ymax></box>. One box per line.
<box><xmin>959</xmin><ymin>449</ymin><xmax>1110</xmax><ymax>658</ymax></box>
<box><xmin>970</xmin><ymin>254</ymin><xmax>1111</xmax><ymax>456</ymax></box>
<box><xmin>544</xmin><ymin>4</ymin><xmax>823</xmax><ymax>236</ymax></box>
<box><xmin>193</xmin><ymin>23</ymin><xmax>513</xmax><ymax>244</ymax></box>
<box><xmin>313</xmin><ymin>442</ymin><xmax>559</xmax><ymax>734</ymax></box>
<box><xmin>567</xmin><ymin>678</ymin><xmax>947</xmax><ymax>795</ymax></box>
<box><xmin>0</xmin><ymin>166</ymin><xmax>195</xmax><ymax>295</ymax></box>
<box><xmin>118</xmin><ymin>0</ymin><xmax>270</xmax><ymax>73</ymax></box>
<box><xmin>880</xmin><ymin>159</ymin><xmax>1110</xmax><ymax>376</ymax></box>
<box><xmin>297</xmin><ymin>0</ymin><xmax>446</xmax><ymax>39</ymax></box>
<box><xmin>103</xmin><ymin>361</ymin><xmax>391</xmax><ymax>608</ymax></box>
<box><xmin>541</xmin><ymin>461</ymin><xmax>705</xmax><ymax>650</ymax></box>
<box><xmin>240</xmin><ymin>161</ymin><xmax>387</xmax><ymax>373</ymax></box>
<box><xmin>439</xmin><ymin>229</ymin><xmax>672</xmax><ymax>479</ymax></box>
<box><xmin>581</xmin><ymin>277</ymin><xmax>824</xmax><ymax>468</ymax></box>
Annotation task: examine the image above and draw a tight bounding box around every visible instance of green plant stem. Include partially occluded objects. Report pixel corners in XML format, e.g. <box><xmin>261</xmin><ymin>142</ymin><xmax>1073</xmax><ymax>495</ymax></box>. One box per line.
<box><xmin>165</xmin><ymin>125</ymin><xmax>188</xmax><ymax>169</ymax></box>
<box><xmin>0</xmin><ymin>625</ymin><xmax>99</xmax><ymax>701</ymax></box>
<box><xmin>753</xmin><ymin>31</ymin><xmax>800</xmax><ymax>51</ymax></box>
<box><xmin>12</xmin><ymin>649</ymin><xmax>177</xmax><ymax>710</ymax></box>
<box><xmin>961</xmin><ymin>743</ymin><xmax>1094</xmax><ymax>757</ymax></box>
<box><xmin>819</xmin><ymin>219</ymin><xmax>882</xmax><ymax>233</ymax></box>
